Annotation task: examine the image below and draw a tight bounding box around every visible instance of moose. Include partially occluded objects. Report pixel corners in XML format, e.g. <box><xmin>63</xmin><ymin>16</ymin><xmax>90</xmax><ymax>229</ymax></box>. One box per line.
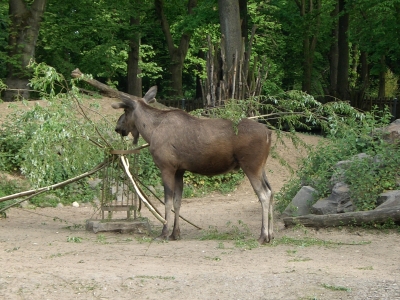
<box><xmin>112</xmin><ymin>86</ymin><xmax>274</xmax><ymax>244</ymax></box>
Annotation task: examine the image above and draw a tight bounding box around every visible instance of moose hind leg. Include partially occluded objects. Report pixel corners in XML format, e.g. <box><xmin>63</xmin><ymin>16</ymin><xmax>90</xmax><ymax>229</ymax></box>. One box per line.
<box><xmin>246</xmin><ymin>172</ymin><xmax>273</xmax><ymax>244</ymax></box>
<box><xmin>263</xmin><ymin>171</ymin><xmax>274</xmax><ymax>240</ymax></box>
<box><xmin>170</xmin><ymin>171</ymin><xmax>184</xmax><ymax>240</ymax></box>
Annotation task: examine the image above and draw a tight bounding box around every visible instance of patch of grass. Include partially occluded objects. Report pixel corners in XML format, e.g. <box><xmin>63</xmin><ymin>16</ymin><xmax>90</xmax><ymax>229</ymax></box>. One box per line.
<box><xmin>135</xmin><ymin>236</ymin><xmax>155</xmax><ymax>244</ymax></box>
<box><xmin>200</xmin><ymin>220</ymin><xmax>259</xmax><ymax>250</ymax></box>
<box><xmin>49</xmin><ymin>253</ymin><xmax>63</xmax><ymax>258</ymax></box>
<box><xmin>204</xmin><ymin>256</ymin><xmax>222</xmax><ymax>261</ymax></box>
<box><xmin>64</xmin><ymin>223</ymin><xmax>84</xmax><ymax>230</ymax></box>
<box><xmin>286</xmin><ymin>249</ymin><xmax>298</xmax><ymax>255</ymax></box>
<box><xmin>357</xmin><ymin>266</ymin><xmax>373</xmax><ymax>270</ymax></box>
<box><xmin>5</xmin><ymin>247</ymin><xmax>20</xmax><ymax>253</ymax></box>
<box><xmin>321</xmin><ymin>283</ymin><xmax>351</xmax><ymax>292</ymax></box>
<box><xmin>270</xmin><ymin>236</ymin><xmax>370</xmax><ymax>248</ymax></box>
<box><xmin>96</xmin><ymin>234</ymin><xmax>109</xmax><ymax>244</ymax></box>
<box><xmin>360</xmin><ymin>219</ymin><xmax>400</xmax><ymax>232</ymax></box>
<box><xmin>66</xmin><ymin>236</ymin><xmax>82</xmax><ymax>243</ymax></box>
<box><xmin>135</xmin><ymin>275</ymin><xmax>175</xmax><ymax>280</ymax></box>
<box><xmin>288</xmin><ymin>257</ymin><xmax>312</xmax><ymax>262</ymax></box>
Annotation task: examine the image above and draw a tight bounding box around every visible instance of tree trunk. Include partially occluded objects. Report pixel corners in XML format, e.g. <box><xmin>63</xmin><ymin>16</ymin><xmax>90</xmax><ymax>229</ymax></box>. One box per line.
<box><xmin>218</xmin><ymin>0</ymin><xmax>242</xmax><ymax>76</ymax></box>
<box><xmin>239</xmin><ymin>0</ymin><xmax>248</xmax><ymax>45</ymax></box>
<box><xmin>154</xmin><ymin>0</ymin><xmax>197</xmax><ymax>97</ymax></box>
<box><xmin>336</xmin><ymin>0</ymin><xmax>349</xmax><ymax>101</ymax></box>
<box><xmin>127</xmin><ymin>11</ymin><xmax>142</xmax><ymax>97</ymax></box>
<box><xmin>4</xmin><ymin>0</ymin><xmax>47</xmax><ymax>102</ymax></box>
<box><xmin>296</xmin><ymin>0</ymin><xmax>321</xmax><ymax>94</ymax></box>
<box><xmin>328</xmin><ymin>3</ymin><xmax>339</xmax><ymax>98</ymax></box>
<box><xmin>378</xmin><ymin>55</ymin><xmax>386</xmax><ymax>98</ymax></box>
<box><xmin>283</xmin><ymin>206</ymin><xmax>400</xmax><ymax>228</ymax></box>
<box><xmin>360</xmin><ymin>51</ymin><xmax>369</xmax><ymax>90</ymax></box>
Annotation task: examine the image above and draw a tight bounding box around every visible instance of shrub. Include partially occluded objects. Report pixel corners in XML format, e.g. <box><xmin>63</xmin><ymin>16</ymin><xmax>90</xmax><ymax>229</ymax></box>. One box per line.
<box><xmin>276</xmin><ymin>108</ymin><xmax>399</xmax><ymax>212</ymax></box>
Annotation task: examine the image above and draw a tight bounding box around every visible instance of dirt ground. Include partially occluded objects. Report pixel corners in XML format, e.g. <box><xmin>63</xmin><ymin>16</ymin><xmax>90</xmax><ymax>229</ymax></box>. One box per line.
<box><xmin>1</xmin><ymin>98</ymin><xmax>400</xmax><ymax>300</ymax></box>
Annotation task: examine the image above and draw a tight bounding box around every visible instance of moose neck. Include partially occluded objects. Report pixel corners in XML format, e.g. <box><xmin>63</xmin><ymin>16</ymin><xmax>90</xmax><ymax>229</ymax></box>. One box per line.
<box><xmin>133</xmin><ymin>101</ymin><xmax>165</xmax><ymax>143</ymax></box>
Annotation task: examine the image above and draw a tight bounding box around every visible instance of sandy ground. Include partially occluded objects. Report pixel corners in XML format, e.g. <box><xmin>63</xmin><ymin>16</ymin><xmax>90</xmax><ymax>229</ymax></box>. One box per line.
<box><xmin>1</xmin><ymin>98</ymin><xmax>400</xmax><ymax>300</ymax></box>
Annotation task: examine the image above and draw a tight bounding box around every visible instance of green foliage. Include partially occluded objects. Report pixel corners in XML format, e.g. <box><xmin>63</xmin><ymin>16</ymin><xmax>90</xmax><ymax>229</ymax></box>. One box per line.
<box><xmin>0</xmin><ymin>175</ymin><xmax>23</xmax><ymax>214</ymax></box>
<box><xmin>276</xmin><ymin>107</ymin><xmax>399</xmax><ymax>212</ymax></box>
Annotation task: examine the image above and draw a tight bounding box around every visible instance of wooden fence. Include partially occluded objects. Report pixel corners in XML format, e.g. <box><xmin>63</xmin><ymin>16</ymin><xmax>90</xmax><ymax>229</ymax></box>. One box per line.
<box><xmin>360</xmin><ymin>97</ymin><xmax>398</xmax><ymax>120</ymax></box>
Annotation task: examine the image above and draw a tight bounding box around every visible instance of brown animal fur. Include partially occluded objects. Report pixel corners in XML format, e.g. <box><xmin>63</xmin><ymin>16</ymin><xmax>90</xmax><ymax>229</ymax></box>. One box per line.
<box><xmin>112</xmin><ymin>86</ymin><xmax>274</xmax><ymax>243</ymax></box>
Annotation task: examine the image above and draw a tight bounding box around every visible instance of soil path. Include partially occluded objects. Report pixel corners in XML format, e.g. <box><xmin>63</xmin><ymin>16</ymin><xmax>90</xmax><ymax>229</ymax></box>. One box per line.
<box><xmin>1</xmin><ymin>98</ymin><xmax>399</xmax><ymax>299</ymax></box>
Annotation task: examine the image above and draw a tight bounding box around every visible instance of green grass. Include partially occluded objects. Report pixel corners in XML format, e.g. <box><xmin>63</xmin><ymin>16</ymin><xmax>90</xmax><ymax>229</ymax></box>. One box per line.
<box><xmin>134</xmin><ymin>275</ymin><xmax>175</xmax><ymax>280</ymax></box>
<box><xmin>66</xmin><ymin>236</ymin><xmax>82</xmax><ymax>243</ymax></box>
<box><xmin>200</xmin><ymin>220</ymin><xmax>259</xmax><ymax>250</ymax></box>
<box><xmin>270</xmin><ymin>236</ymin><xmax>371</xmax><ymax>248</ymax></box>
<box><xmin>321</xmin><ymin>283</ymin><xmax>351</xmax><ymax>292</ymax></box>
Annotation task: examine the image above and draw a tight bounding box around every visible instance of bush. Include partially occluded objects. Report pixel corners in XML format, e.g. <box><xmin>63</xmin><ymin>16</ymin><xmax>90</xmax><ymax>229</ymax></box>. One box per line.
<box><xmin>276</xmin><ymin>108</ymin><xmax>399</xmax><ymax>212</ymax></box>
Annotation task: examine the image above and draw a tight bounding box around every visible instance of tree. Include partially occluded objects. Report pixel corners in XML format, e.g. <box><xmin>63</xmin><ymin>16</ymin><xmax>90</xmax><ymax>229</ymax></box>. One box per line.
<box><xmin>294</xmin><ymin>0</ymin><xmax>322</xmax><ymax>94</ymax></box>
<box><xmin>218</xmin><ymin>0</ymin><xmax>242</xmax><ymax>75</ymax></box>
<box><xmin>154</xmin><ymin>0</ymin><xmax>197</xmax><ymax>97</ymax></box>
<box><xmin>4</xmin><ymin>0</ymin><xmax>47</xmax><ymax>101</ymax></box>
<box><xmin>336</xmin><ymin>0</ymin><xmax>350</xmax><ymax>100</ymax></box>
<box><xmin>127</xmin><ymin>0</ymin><xmax>142</xmax><ymax>96</ymax></box>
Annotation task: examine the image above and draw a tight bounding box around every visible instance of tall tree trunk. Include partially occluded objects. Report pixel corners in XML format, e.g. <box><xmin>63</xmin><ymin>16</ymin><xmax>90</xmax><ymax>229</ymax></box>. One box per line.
<box><xmin>127</xmin><ymin>13</ymin><xmax>142</xmax><ymax>97</ymax></box>
<box><xmin>239</xmin><ymin>0</ymin><xmax>248</xmax><ymax>46</ymax></box>
<box><xmin>378</xmin><ymin>55</ymin><xmax>386</xmax><ymax>98</ymax></box>
<box><xmin>296</xmin><ymin>0</ymin><xmax>321</xmax><ymax>94</ymax></box>
<box><xmin>218</xmin><ymin>0</ymin><xmax>242</xmax><ymax>75</ymax></box>
<box><xmin>336</xmin><ymin>0</ymin><xmax>349</xmax><ymax>100</ymax></box>
<box><xmin>328</xmin><ymin>3</ymin><xmax>339</xmax><ymax>98</ymax></box>
<box><xmin>155</xmin><ymin>0</ymin><xmax>197</xmax><ymax>97</ymax></box>
<box><xmin>4</xmin><ymin>0</ymin><xmax>47</xmax><ymax>102</ymax></box>
<box><xmin>360</xmin><ymin>51</ymin><xmax>369</xmax><ymax>88</ymax></box>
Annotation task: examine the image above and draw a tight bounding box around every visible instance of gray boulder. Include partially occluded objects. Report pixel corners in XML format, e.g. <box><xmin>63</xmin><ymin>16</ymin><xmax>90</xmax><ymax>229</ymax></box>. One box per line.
<box><xmin>311</xmin><ymin>182</ymin><xmax>354</xmax><ymax>215</ymax></box>
<box><xmin>282</xmin><ymin>186</ymin><xmax>316</xmax><ymax>217</ymax></box>
<box><xmin>376</xmin><ymin>190</ymin><xmax>400</xmax><ymax>210</ymax></box>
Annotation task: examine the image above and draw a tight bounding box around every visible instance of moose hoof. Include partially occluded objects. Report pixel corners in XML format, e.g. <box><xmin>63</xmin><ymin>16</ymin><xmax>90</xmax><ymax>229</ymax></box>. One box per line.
<box><xmin>154</xmin><ymin>234</ymin><xmax>169</xmax><ymax>242</ymax></box>
<box><xmin>258</xmin><ymin>234</ymin><xmax>274</xmax><ymax>244</ymax></box>
<box><xmin>169</xmin><ymin>234</ymin><xmax>180</xmax><ymax>241</ymax></box>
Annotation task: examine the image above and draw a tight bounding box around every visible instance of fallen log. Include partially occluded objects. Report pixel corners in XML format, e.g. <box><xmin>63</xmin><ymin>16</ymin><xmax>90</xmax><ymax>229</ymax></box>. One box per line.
<box><xmin>283</xmin><ymin>205</ymin><xmax>400</xmax><ymax>228</ymax></box>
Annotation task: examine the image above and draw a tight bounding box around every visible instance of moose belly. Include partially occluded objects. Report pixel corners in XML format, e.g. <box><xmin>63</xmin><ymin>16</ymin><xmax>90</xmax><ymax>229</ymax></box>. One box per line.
<box><xmin>182</xmin><ymin>153</ymin><xmax>238</xmax><ymax>176</ymax></box>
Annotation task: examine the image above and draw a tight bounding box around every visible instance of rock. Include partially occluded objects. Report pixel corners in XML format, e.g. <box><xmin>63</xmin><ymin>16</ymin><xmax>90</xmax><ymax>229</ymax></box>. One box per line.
<box><xmin>56</xmin><ymin>203</ymin><xmax>64</xmax><ymax>208</ymax></box>
<box><xmin>72</xmin><ymin>201</ymin><xmax>79</xmax><ymax>207</ymax></box>
<box><xmin>330</xmin><ymin>153</ymin><xmax>371</xmax><ymax>186</ymax></box>
<box><xmin>332</xmin><ymin>182</ymin><xmax>354</xmax><ymax>213</ymax></box>
<box><xmin>19</xmin><ymin>200</ymin><xmax>34</xmax><ymax>209</ymax></box>
<box><xmin>378</xmin><ymin>119</ymin><xmax>400</xmax><ymax>144</ymax></box>
<box><xmin>311</xmin><ymin>182</ymin><xmax>354</xmax><ymax>215</ymax></box>
<box><xmin>311</xmin><ymin>198</ymin><xmax>338</xmax><ymax>215</ymax></box>
<box><xmin>376</xmin><ymin>190</ymin><xmax>400</xmax><ymax>210</ymax></box>
<box><xmin>282</xmin><ymin>186</ymin><xmax>316</xmax><ymax>217</ymax></box>
<box><xmin>88</xmin><ymin>178</ymin><xmax>102</xmax><ymax>189</ymax></box>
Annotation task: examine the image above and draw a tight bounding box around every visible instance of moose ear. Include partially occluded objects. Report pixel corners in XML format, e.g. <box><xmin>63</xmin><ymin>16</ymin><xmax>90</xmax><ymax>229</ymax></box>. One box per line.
<box><xmin>143</xmin><ymin>86</ymin><xmax>157</xmax><ymax>104</ymax></box>
<box><xmin>111</xmin><ymin>102</ymin><xmax>127</xmax><ymax>109</ymax></box>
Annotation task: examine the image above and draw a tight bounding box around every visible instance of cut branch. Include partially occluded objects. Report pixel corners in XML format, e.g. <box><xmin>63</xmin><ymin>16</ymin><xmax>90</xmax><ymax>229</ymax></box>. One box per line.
<box><xmin>120</xmin><ymin>155</ymin><xmax>167</xmax><ymax>224</ymax></box>
<box><xmin>0</xmin><ymin>158</ymin><xmax>112</xmax><ymax>203</ymax></box>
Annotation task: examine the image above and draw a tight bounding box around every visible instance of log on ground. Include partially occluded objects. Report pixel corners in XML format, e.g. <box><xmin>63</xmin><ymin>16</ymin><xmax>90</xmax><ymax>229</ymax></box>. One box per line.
<box><xmin>283</xmin><ymin>205</ymin><xmax>400</xmax><ymax>228</ymax></box>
